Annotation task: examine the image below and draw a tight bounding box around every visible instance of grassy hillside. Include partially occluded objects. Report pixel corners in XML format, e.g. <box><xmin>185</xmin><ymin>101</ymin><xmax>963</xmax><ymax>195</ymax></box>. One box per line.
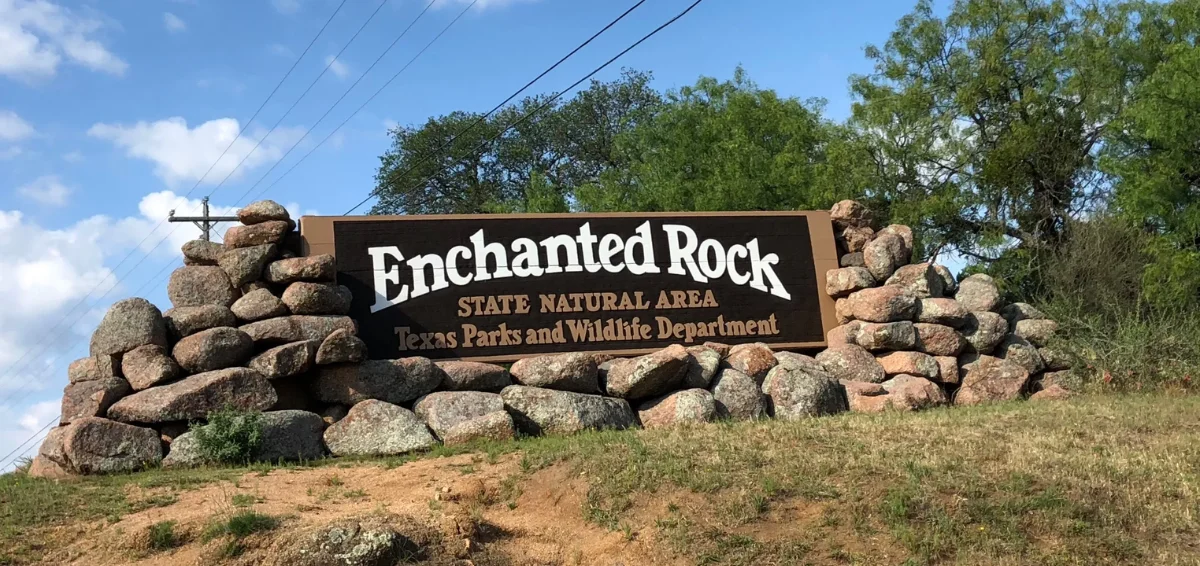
<box><xmin>2</xmin><ymin>393</ymin><xmax>1198</xmax><ymax>565</ymax></box>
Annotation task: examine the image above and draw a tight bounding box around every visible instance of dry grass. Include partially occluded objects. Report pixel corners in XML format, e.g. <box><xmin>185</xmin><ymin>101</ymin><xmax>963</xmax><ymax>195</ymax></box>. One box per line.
<box><xmin>2</xmin><ymin>393</ymin><xmax>1198</xmax><ymax>565</ymax></box>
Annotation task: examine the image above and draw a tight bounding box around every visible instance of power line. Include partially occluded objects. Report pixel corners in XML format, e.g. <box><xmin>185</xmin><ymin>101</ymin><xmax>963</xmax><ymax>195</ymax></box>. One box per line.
<box><xmin>346</xmin><ymin>0</ymin><xmax>707</xmax><ymax>216</ymax></box>
<box><xmin>228</xmin><ymin>0</ymin><xmax>461</xmax><ymax>208</ymax></box>
<box><xmin>0</xmin><ymin>417</ymin><xmax>56</xmax><ymax>472</ymax></box>
<box><xmin>0</xmin><ymin>1</ymin><xmax>351</xmax><ymax>390</ymax></box>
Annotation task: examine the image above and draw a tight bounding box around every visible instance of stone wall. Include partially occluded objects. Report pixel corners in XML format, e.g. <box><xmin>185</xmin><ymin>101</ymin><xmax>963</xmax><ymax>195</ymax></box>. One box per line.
<box><xmin>28</xmin><ymin>200</ymin><xmax>1072</xmax><ymax>478</ymax></box>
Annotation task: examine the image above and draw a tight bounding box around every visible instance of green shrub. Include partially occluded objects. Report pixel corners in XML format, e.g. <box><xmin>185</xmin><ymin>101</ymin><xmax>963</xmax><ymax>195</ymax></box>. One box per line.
<box><xmin>190</xmin><ymin>409</ymin><xmax>263</xmax><ymax>465</ymax></box>
<box><xmin>201</xmin><ymin>510</ymin><xmax>279</xmax><ymax>542</ymax></box>
<box><xmin>148</xmin><ymin>520</ymin><xmax>178</xmax><ymax>551</ymax></box>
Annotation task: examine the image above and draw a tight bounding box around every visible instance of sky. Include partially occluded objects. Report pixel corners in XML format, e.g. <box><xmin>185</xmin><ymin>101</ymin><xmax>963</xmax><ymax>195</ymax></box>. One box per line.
<box><xmin>0</xmin><ymin>0</ymin><xmax>929</xmax><ymax>468</ymax></box>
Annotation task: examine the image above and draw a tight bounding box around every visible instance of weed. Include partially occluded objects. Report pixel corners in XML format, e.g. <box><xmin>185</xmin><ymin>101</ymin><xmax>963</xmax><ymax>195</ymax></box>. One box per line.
<box><xmin>147</xmin><ymin>520</ymin><xmax>179</xmax><ymax>552</ymax></box>
<box><xmin>202</xmin><ymin>510</ymin><xmax>279</xmax><ymax>543</ymax></box>
<box><xmin>191</xmin><ymin>409</ymin><xmax>263</xmax><ymax>465</ymax></box>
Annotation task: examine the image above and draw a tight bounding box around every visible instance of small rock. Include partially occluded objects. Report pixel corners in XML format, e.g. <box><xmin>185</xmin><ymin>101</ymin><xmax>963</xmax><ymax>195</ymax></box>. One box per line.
<box><xmin>913</xmin><ymin>323</ymin><xmax>966</xmax><ymax>356</ymax></box>
<box><xmin>825</xmin><ymin>267</ymin><xmax>875</xmax><ymax>298</ymax></box>
<box><xmin>231</xmin><ymin>288</ymin><xmax>289</xmax><ymax>322</ymax></box>
<box><xmin>1014</xmin><ymin>319</ymin><xmax>1058</xmax><ymax>347</ymax></box>
<box><xmin>27</xmin><ymin>455</ymin><xmax>71</xmax><ymax>479</ymax></box>
<box><xmin>240</xmin><ymin>315</ymin><xmax>357</xmax><ymax>346</ymax></box>
<box><xmin>107</xmin><ymin>367</ymin><xmax>276</xmax><ymax>423</ymax></box>
<box><xmin>955</xmin><ymin>274</ymin><xmax>1001</xmax><ymax>312</ymax></box>
<box><xmin>876</xmin><ymin>351</ymin><xmax>940</xmax><ymax>380</ymax></box>
<box><xmin>89</xmin><ymin>298</ymin><xmax>168</xmax><ymax>356</ymax></box>
<box><xmin>853</xmin><ymin>321</ymin><xmax>917</xmax><ymax>351</ymax></box>
<box><xmin>703</xmin><ymin>341</ymin><xmax>731</xmax><ymax>358</ymax></box>
<box><xmin>954</xmin><ymin>356</ymin><xmax>1030</xmax><ymax>405</ymax></box>
<box><xmin>838</xmin><ymin>226</ymin><xmax>875</xmax><ymax>253</ymax></box>
<box><xmin>724</xmin><ymin>342</ymin><xmax>777</xmax><ymax>383</ymax></box>
<box><xmin>682</xmin><ymin>345</ymin><xmax>721</xmax><ymax>389</ymax></box>
<box><xmin>636</xmin><ymin>389</ymin><xmax>717</xmax><ymax>429</ymax></box>
<box><xmin>181</xmin><ymin>240</ymin><xmax>223</xmax><ymax>265</ymax></box>
<box><xmin>825</xmin><ymin>322</ymin><xmax>859</xmax><ymax>346</ymax></box>
<box><xmin>312</xmin><ymin>359</ymin><xmax>440</xmax><ymax>405</ymax></box>
<box><xmin>882</xmin><ymin>374</ymin><xmax>947</xmax><ymax>409</ymax></box>
<box><xmin>413</xmin><ymin>391</ymin><xmax>505</xmax><ymax>439</ymax></box>
<box><xmin>761</xmin><ymin>364</ymin><xmax>846</xmax><ymax>420</ymax></box>
<box><xmin>67</xmin><ymin>355</ymin><xmax>120</xmax><ymax>384</ymax></box>
<box><xmin>121</xmin><ymin>345</ymin><xmax>182</xmax><ymax>390</ymax></box>
<box><xmin>60</xmin><ymin>417</ymin><xmax>161</xmax><ymax>475</ymax></box>
<box><xmin>816</xmin><ymin>344</ymin><xmax>886</xmax><ymax>383</ymax></box>
<box><xmin>994</xmin><ymin>335</ymin><xmax>1045</xmax><ymax>374</ymax></box>
<box><xmin>61</xmin><ymin>378</ymin><xmax>131</xmax><ymax>425</ymax></box>
<box><xmin>932</xmin><ymin>356</ymin><xmax>960</xmax><ymax>384</ymax></box>
<box><xmin>604</xmin><ymin>345</ymin><xmax>690</xmax><ymax>399</ymax></box>
<box><xmin>999</xmin><ymin>302</ymin><xmax>1047</xmax><ymax>328</ymax></box>
<box><xmin>840</xmin><ymin>252</ymin><xmax>865</xmax><ymax>267</ymax></box>
<box><xmin>1039</xmin><ymin>347</ymin><xmax>1071</xmax><ymax>371</ymax></box>
<box><xmin>961</xmin><ymin>312</ymin><xmax>1008</xmax><ymax>354</ymax></box>
<box><xmin>256</xmin><ymin>410</ymin><xmax>327</xmax><ymax>463</ymax></box>
<box><xmin>885</xmin><ymin>263</ymin><xmax>944</xmax><ymax>298</ymax></box>
<box><xmin>916</xmin><ymin>298</ymin><xmax>970</xmax><ymax>328</ymax></box>
<box><xmin>264</xmin><ymin>514</ymin><xmax>425</xmax><ymax>566</ymax></box>
<box><xmin>223</xmin><ymin>220</ymin><xmax>291</xmax><ymax>249</ymax></box>
<box><xmin>842</xmin><ymin>380</ymin><xmax>894</xmax><ymax>413</ymax></box>
<box><xmin>249</xmin><ymin>341</ymin><xmax>317</xmax><ymax>379</ymax></box>
<box><xmin>237</xmin><ymin>200</ymin><xmax>291</xmax><ymax>225</ymax></box>
<box><xmin>281</xmin><ymin>282</ymin><xmax>353</xmax><ymax>315</ymax></box>
<box><xmin>500</xmin><ymin>385</ymin><xmax>636</xmax><ymax>435</ymax></box>
<box><xmin>835</xmin><ymin>297</ymin><xmax>853</xmax><ymax>324</ymax></box>
<box><xmin>161</xmin><ymin>431</ymin><xmax>204</xmax><ymax>468</ymax></box>
<box><xmin>442</xmin><ymin>411</ymin><xmax>516</xmax><ymax>446</ymax></box>
<box><xmin>877</xmin><ymin>225</ymin><xmax>914</xmax><ymax>258</ymax></box>
<box><xmin>164</xmin><ymin>305</ymin><xmax>237</xmax><ymax>339</ymax></box>
<box><xmin>844</xmin><ymin>286</ymin><xmax>918</xmax><ymax>323</ymax></box>
<box><xmin>863</xmin><ymin>232</ymin><xmax>906</xmax><ymax>281</ymax></box>
<box><xmin>709</xmin><ymin>368</ymin><xmax>766</xmax><ymax>420</ymax></box>
<box><xmin>324</xmin><ymin>400</ymin><xmax>437</xmax><ymax>457</ymax></box>
<box><xmin>436</xmin><ymin>361</ymin><xmax>511</xmax><ymax>391</ymax></box>
<box><xmin>265</xmin><ymin>255</ymin><xmax>336</xmax><ymax>284</ymax></box>
<box><xmin>774</xmin><ymin>351</ymin><xmax>826</xmax><ymax>374</ymax></box>
<box><xmin>218</xmin><ymin>244</ymin><xmax>277</xmax><ymax>287</ymax></box>
<box><xmin>830</xmin><ymin>200</ymin><xmax>872</xmax><ymax>229</ymax></box>
<box><xmin>1030</xmin><ymin>384</ymin><xmax>1073</xmax><ymax>401</ymax></box>
<box><xmin>509</xmin><ymin>352</ymin><xmax>598</xmax><ymax>393</ymax></box>
<box><xmin>167</xmin><ymin>266</ymin><xmax>238</xmax><ymax>308</ymax></box>
<box><xmin>1039</xmin><ymin>370</ymin><xmax>1076</xmax><ymax>391</ymax></box>
<box><xmin>173</xmin><ymin>327</ymin><xmax>254</xmax><ymax>373</ymax></box>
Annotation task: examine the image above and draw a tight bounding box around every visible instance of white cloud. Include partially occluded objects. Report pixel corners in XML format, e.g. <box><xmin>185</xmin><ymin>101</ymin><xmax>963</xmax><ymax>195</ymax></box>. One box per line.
<box><xmin>87</xmin><ymin>117</ymin><xmax>305</xmax><ymax>187</ymax></box>
<box><xmin>16</xmin><ymin>175</ymin><xmax>71</xmax><ymax>206</ymax></box>
<box><xmin>0</xmin><ymin>110</ymin><xmax>35</xmax><ymax>141</ymax></box>
<box><xmin>324</xmin><ymin>55</ymin><xmax>349</xmax><ymax>79</ymax></box>
<box><xmin>61</xmin><ymin>150</ymin><xmax>83</xmax><ymax>162</ymax></box>
<box><xmin>163</xmin><ymin>12</ymin><xmax>186</xmax><ymax>33</ymax></box>
<box><xmin>0</xmin><ymin>0</ymin><xmax>128</xmax><ymax>81</ymax></box>
<box><xmin>272</xmin><ymin>0</ymin><xmax>302</xmax><ymax>15</ymax></box>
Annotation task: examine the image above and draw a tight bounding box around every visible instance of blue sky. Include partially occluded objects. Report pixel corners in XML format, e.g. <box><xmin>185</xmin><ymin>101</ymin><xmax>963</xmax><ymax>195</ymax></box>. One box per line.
<box><xmin>0</xmin><ymin>0</ymin><xmax>926</xmax><ymax>466</ymax></box>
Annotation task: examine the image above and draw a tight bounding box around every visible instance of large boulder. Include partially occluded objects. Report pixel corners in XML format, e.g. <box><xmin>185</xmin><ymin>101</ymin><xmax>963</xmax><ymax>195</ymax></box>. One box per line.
<box><xmin>240</xmin><ymin>315</ymin><xmax>356</xmax><ymax>346</ymax></box>
<box><xmin>878</xmin><ymin>225</ymin><xmax>914</xmax><ymax>257</ymax></box>
<box><xmin>89</xmin><ymin>298</ymin><xmax>168</xmax><ymax>356</ymax></box>
<box><xmin>1039</xmin><ymin>347</ymin><xmax>1071</xmax><ymax>371</ymax></box>
<box><xmin>172</xmin><ymin>327</ymin><xmax>254</xmax><ymax>373</ymax></box>
<box><xmin>761</xmin><ymin>364</ymin><xmax>846</xmax><ymax>420</ymax></box>
<box><xmin>442</xmin><ymin>411</ymin><xmax>516</xmax><ymax>446</ymax></box>
<box><xmin>315</xmin><ymin>328</ymin><xmax>369</xmax><ymax>365</ymax></box>
<box><xmin>238</xmin><ymin>200</ymin><xmax>291</xmax><ymax>225</ymax></box>
<box><xmin>167</xmin><ymin>266</ymin><xmax>238</xmax><ymax>308</ymax></box>
<box><xmin>838</xmin><ymin>226</ymin><xmax>875</xmax><ymax>253</ymax></box>
<box><xmin>121</xmin><ymin>345</ymin><xmax>182</xmax><ymax>390</ymax></box>
<box><xmin>223</xmin><ymin>220</ymin><xmax>290</xmax><ymax>249</ymax></box>
<box><xmin>67</xmin><ymin>355</ymin><xmax>121</xmax><ymax>384</ymax></box>
<box><xmin>1000</xmin><ymin>302</ymin><xmax>1047</xmax><ymax>327</ymax></box>
<box><xmin>774</xmin><ymin>351</ymin><xmax>827</xmax><ymax>374</ymax></box>
<box><xmin>636</xmin><ymin>389</ymin><xmax>717</xmax><ymax>429</ymax></box>
<box><xmin>853</xmin><ymin>321</ymin><xmax>917</xmax><ymax>351</ymax></box>
<box><xmin>932</xmin><ymin>264</ymin><xmax>957</xmax><ymax>295</ymax></box>
<box><xmin>913</xmin><ymin>323</ymin><xmax>966</xmax><ymax>356</ymax></box>
<box><xmin>842</xmin><ymin>381</ymin><xmax>894</xmax><ymax>413</ymax></box>
<box><xmin>830</xmin><ymin>200</ymin><xmax>872</xmax><ymax>229</ymax></box>
<box><xmin>961</xmin><ymin>312</ymin><xmax>1008</xmax><ymax>354</ymax></box>
<box><xmin>933</xmin><ymin>356</ymin><xmax>960</xmax><ymax>385</ymax></box>
<box><xmin>265</xmin><ymin>255</ymin><xmax>336</xmax><ymax>284</ymax></box>
<box><xmin>844</xmin><ymin>286</ymin><xmax>918</xmax><ymax>323</ymax></box>
<box><xmin>885</xmin><ymin>263</ymin><xmax>944</xmax><ymax>298</ymax></box>
<box><xmin>312</xmin><ymin>359</ymin><xmax>440</xmax><ymax>405</ymax></box>
<box><xmin>324</xmin><ymin>400</ymin><xmax>437</xmax><ymax>457</ymax></box>
<box><xmin>161</xmin><ymin>431</ymin><xmax>204</xmax><ymax>469</ymax></box>
<box><xmin>412</xmin><ymin>391</ymin><xmax>504</xmax><ymax>439</ymax></box>
<box><xmin>954</xmin><ymin>356</ymin><xmax>1030</xmax><ymax>405</ymax></box>
<box><xmin>436</xmin><ymin>361</ymin><xmax>511</xmax><ymax>391</ymax></box>
<box><xmin>218</xmin><ymin>244</ymin><xmax>276</xmax><ymax>287</ymax></box>
<box><xmin>164</xmin><ymin>305</ymin><xmax>237</xmax><ymax>339</ymax></box>
<box><xmin>181</xmin><ymin>239</ymin><xmax>223</xmax><ymax>266</ymax></box>
<box><xmin>281</xmin><ymin>282</ymin><xmax>353</xmax><ymax>315</ymax></box>
<box><xmin>682</xmin><ymin>345</ymin><xmax>721</xmax><ymax>389</ymax></box>
<box><xmin>862</xmin><ymin>232</ymin><xmax>907</xmax><ymax>281</ymax></box>
<box><xmin>840</xmin><ymin>252</ymin><xmax>865</xmax><ymax>268</ymax></box>
<box><xmin>1014</xmin><ymin>319</ymin><xmax>1058</xmax><ymax>347</ymax></box>
<box><xmin>709</xmin><ymin>367</ymin><xmax>766</xmax><ymax>420</ymax></box>
<box><xmin>825</xmin><ymin>267</ymin><xmax>875</xmax><ymax>298</ymax></box>
<box><xmin>509</xmin><ymin>352</ymin><xmax>598</xmax><ymax>393</ymax></box>
<box><xmin>915</xmin><ymin>298</ymin><xmax>970</xmax><ymax>328</ymax></box>
<box><xmin>107</xmin><ymin>367</ymin><xmax>277</xmax><ymax>423</ymax></box>
<box><xmin>816</xmin><ymin>344</ymin><xmax>886</xmax><ymax>383</ymax></box>
<box><xmin>256</xmin><ymin>410</ymin><xmax>327</xmax><ymax>462</ymax></box>
<box><xmin>724</xmin><ymin>342</ymin><xmax>778</xmax><ymax>383</ymax></box>
<box><xmin>955</xmin><ymin>274</ymin><xmax>1002</xmax><ymax>312</ymax></box>
<box><xmin>994</xmin><ymin>335</ymin><xmax>1045</xmax><ymax>375</ymax></box>
<box><xmin>500</xmin><ymin>385</ymin><xmax>636</xmax><ymax>435</ymax></box>
<box><xmin>230</xmin><ymin>288</ymin><xmax>289</xmax><ymax>322</ymax></box>
<box><xmin>604</xmin><ymin>345</ymin><xmax>690</xmax><ymax>399</ymax></box>
<box><xmin>881</xmin><ymin>374</ymin><xmax>948</xmax><ymax>409</ymax></box>
<box><xmin>249</xmin><ymin>341</ymin><xmax>317</xmax><ymax>379</ymax></box>
<box><xmin>61</xmin><ymin>378</ymin><xmax>131</xmax><ymax>425</ymax></box>
<box><xmin>60</xmin><ymin>417</ymin><xmax>161</xmax><ymax>475</ymax></box>
<box><xmin>876</xmin><ymin>351</ymin><xmax>940</xmax><ymax>380</ymax></box>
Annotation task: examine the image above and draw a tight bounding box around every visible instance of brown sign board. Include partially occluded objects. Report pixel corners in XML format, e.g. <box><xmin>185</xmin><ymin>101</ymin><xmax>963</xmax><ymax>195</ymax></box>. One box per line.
<box><xmin>299</xmin><ymin>212</ymin><xmax>839</xmax><ymax>362</ymax></box>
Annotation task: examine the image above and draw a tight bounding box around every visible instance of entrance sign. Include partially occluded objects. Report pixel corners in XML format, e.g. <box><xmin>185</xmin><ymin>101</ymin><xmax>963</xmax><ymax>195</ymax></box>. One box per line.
<box><xmin>300</xmin><ymin>212</ymin><xmax>839</xmax><ymax>361</ymax></box>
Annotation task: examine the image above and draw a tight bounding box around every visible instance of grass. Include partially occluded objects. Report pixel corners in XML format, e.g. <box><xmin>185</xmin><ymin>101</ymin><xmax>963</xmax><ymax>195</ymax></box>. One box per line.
<box><xmin>1</xmin><ymin>393</ymin><xmax>1198</xmax><ymax>565</ymax></box>
<box><xmin>147</xmin><ymin>520</ymin><xmax>179</xmax><ymax>552</ymax></box>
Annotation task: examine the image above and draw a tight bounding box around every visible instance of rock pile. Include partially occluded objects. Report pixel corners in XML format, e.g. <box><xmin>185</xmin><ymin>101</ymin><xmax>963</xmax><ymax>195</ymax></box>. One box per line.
<box><xmin>29</xmin><ymin>199</ymin><xmax>1073</xmax><ymax>478</ymax></box>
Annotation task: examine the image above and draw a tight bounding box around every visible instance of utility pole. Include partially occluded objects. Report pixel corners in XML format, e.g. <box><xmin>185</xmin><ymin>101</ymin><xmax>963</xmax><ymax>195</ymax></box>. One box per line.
<box><xmin>167</xmin><ymin>197</ymin><xmax>240</xmax><ymax>242</ymax></box>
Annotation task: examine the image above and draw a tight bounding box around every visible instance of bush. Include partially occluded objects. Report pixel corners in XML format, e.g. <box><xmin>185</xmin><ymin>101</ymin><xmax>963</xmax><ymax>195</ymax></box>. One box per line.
<box><xmin>201</xmin><ymin>510</ymin><xmax>279</xmax><ymax>542</ymax></box>
<box><xmin>190</xmin><ymin>409</ymin><xmax>263</xmax><ymax>465</ymax></box>
<box><xmin>148</xmin><ymin>520</ymin><xmax>179</xmax><ymax>551</ymax></box>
